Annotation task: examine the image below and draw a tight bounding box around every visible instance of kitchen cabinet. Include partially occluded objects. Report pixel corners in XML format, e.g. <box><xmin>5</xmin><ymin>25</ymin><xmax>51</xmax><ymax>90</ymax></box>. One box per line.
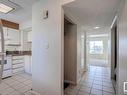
<box><xmin>24</xmin><ymin>55</ymin><xmax>32</xmax><ymax>74</ymax></box>
<box><xmin>5</xmin><ymin>28</ymin><xmax>20</xmax><ymax>45</ymax></box>
<box><xmin>0</xmin><ymin>19</ymin><xmax>20</xmax><ymax>45</ymax></box>
<box><xmin>21</xmin><ymin>27</ymin><xmax>32</xmax><ymax>51</ymax></box>
<box><xmin>12</xmin><ymin>56</ymin><xmax>24</xmax><ymax>74</ymax></box>
<box><xmin>2</xmin><ymin>27</ymin><xmax>20</xmax><ymax>45</ymax></box>
<box><xmin>0</xmin><ymin>27</ymin><xmax>21</xmax><ymax>51</ymax></box>
<box><xmin>27</xmin><ymin>31</ymin><xmax>32</xmax><ymax>42</ymax></box>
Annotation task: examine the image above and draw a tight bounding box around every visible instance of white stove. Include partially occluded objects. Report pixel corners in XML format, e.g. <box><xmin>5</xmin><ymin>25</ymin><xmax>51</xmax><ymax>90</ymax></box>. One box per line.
<box><xmin>0</xmin><ymin>56</ymin><xmax>12</xmax><ymax>78</ymax></box>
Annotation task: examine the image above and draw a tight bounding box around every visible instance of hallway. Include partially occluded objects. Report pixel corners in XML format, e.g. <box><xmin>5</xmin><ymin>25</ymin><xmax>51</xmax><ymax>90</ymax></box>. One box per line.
<box><xmin>64</xmin><ymin>66</ymin><xmax>115</xmax><ymax>95</ymax></box>
<box><xmin>89</xmin><ymin>59</ymin><xmax>109</xmax><ymax>67</ymax></box>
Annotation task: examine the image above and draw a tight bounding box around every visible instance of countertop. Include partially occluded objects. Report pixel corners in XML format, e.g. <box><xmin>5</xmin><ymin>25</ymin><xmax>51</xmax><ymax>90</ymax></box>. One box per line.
<box><xmin>6</xmin><ymin>51</ymin><xmax>32</xmax><ymax>56</ymax></box>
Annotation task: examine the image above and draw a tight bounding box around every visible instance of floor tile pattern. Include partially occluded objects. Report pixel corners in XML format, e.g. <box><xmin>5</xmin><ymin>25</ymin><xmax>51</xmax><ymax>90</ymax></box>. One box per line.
<box><xmin>0</xmin><ymin>73</ymin><xmax>41</xmax><ymax>95</ymax></box>
<box><xmin>64</xmin><ymin>66</ymin><xmax>115</xmax><ymax>95</ymax></box>
<box><xmin>0</xmin><ymin>66</ymin><xmax>115</xmax><ymax>95</ymax></box>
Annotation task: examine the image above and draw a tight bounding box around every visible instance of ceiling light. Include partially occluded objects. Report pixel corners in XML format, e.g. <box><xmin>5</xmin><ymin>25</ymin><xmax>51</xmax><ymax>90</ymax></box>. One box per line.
<box><xmin>81</xmin><ymin>35</ymin><xmax>84</xmax><ymax>38</ymax></box>
<box><xmin>88</xmin><ymin>34</ymin><xmax>109</xmax><ymax>38</ymax></box>
<box><xmin>0</xmin><ymin>3</ymin><xmax>14</xmax><ymax>13</ymax></box>
<box><xmin>94</xmin><ymin>27</ymin><xmax>100</xmax><ymax>29</ymax></box>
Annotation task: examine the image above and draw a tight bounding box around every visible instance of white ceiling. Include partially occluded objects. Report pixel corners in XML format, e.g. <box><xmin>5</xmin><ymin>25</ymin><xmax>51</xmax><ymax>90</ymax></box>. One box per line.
<box><xmin>0</xmin><ymin>0</ymin><xmax>121</xmax><ymax>30</ymax></box>
<box><xmin>63</xmin><ymin>0</ymin><xmax>121</xmax><ymax>30</ymax></box>
<box><xmin>0</xmin><ymin>0</ymin><xmax>38</xmax><ymax>24</ymax></box>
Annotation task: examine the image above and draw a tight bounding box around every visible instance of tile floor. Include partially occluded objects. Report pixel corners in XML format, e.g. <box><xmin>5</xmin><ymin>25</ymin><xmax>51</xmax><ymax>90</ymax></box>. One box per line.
<box><xmin>64</xmin><ymin>66</ymin><xmax>115</xmax><ymax>95</ymax></box>
<box><xmin>89</xmin><ymin>59</ymin><xmax>108</xmax><ymax>67</ymax></box>
<box><xmin>0</xmin><ymin>72</ymin><xmax>41</xmax><ymax>95</ymax></box>
<box><xmin>0</xmin><ymin>66</ymin><xmax>115</xmax><ymax>95</ymax></box>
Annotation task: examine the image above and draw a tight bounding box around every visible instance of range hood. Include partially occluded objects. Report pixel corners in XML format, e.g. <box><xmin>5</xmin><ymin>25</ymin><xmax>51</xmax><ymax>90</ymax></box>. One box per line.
<box><xmin>0</xmin><ymin>0</ymin><xmax>22</xmax><ymax>13</ymax></box>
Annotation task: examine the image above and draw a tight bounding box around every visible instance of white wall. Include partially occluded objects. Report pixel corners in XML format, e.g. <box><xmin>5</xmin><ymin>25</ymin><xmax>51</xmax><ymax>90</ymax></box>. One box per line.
<box><xmin>77</xmin><ymin>26</ymin><xmax>85</xmax><ymax>82</ymax></box>
<box><xmin>32</xmin><ymin>0</ymin><xmax>64</xmax><ymax>95</ymax></box>
<box><xmin>20</xmin><ymin>20</ymin><xmax>32</xmax><ymax>30</ymax></box>
<box><xmin>117</xmin><ymin>0</ymin><xmax>127</xmax><ymax>94</ymax></box>
<box><xmin>80</xmin><ymin>31</ymin><xmax>86</xmax><ymax>71</ymax></box>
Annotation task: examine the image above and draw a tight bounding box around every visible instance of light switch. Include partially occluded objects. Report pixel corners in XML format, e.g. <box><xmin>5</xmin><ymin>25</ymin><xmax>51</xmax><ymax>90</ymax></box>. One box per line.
<box><xmin>43</xmin><ymin>10</ymin><xmax>48</xmax><ymax>19</ymax></box>
<box><xmin>44</xmin><ymin>42</ymin><xmax>49</xmax><ymax>49</ymax></box>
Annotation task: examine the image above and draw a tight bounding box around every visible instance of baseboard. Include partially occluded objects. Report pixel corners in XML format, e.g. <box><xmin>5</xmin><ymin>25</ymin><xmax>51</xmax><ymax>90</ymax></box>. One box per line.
<box><xmin>64</xmin><ymin>80</ymin><xmax>76</xmax><ymax>85</ymax></box>
<box><xmin>77</xmin><ymin>77</ymin><xmax>82</xmax><ymax>84</ymax></box>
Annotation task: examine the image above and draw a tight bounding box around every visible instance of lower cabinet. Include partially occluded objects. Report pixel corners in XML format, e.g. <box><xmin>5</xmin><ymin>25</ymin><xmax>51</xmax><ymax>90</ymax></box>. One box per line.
<box><xmin>12</xmin><ymin>55</ymin><xmax>32</xmax><ymax>75</ymax></box>
<box><xmin>24</xmin><ymin>55</ymin><xmax>32</xmax><ymax>74</ymax></box>
<box><xmin>12</xmin><ymin>56</ymin><xmax>24</xmax><ymax>74</ymax></box>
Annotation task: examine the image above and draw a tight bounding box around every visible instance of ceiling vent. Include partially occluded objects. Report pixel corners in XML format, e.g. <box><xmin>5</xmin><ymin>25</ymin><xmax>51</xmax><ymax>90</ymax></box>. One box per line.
<box><xmin>0</xmin><ymin>0</ymin><xmax>22</xmax><ymax>14</ymax></box>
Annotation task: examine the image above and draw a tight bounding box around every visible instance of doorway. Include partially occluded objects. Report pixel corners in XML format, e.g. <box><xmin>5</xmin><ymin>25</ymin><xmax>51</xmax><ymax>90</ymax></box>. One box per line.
<box><xmin>111</xmin><ymin>17</ymin><xmax>118</xmax><ymax>92</ymax></box>
<box><xmin>86</xmin><ymin>33</ymin><xmax>109</xmax><ymax>67</ymax></box>
<box><xmin>64</xmin><ymin>18</ymin><xmax>77</xmax><ymax>89</ymax></box>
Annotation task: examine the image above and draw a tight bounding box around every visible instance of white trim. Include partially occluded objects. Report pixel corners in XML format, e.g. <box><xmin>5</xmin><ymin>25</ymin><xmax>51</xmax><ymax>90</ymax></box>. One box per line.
<box><xmin>61</xmin><ymin>0</ymin><xmax>75</xmax><ymax>5</ymax></box>
<box><xmin>111</xmin><ymin>15</ymin><xmax>117</xmax><ymax>29</ymax></box>
<box><xmin>124</xmin><ymin>82</ymin><xmax>127</xmax><ymax>93</ymax></box>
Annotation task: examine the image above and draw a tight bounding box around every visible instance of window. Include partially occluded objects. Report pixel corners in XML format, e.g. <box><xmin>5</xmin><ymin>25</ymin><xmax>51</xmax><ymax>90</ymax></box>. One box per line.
<box><xmin>89</xmin><ymin>41</ymin><xmax>103</xmax><ymax>54</ymax></box>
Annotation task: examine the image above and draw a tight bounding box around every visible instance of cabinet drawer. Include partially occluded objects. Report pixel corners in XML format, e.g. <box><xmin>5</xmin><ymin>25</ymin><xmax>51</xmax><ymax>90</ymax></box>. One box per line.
<box><xmin>12</xmin><ymin>56</ymin><xmax>24</xmax><ymax>60</ymax></box>
<box><xmin>13</xmin><ymin>63</ymin><xmax>24</xmax><ymax>69</ymax></box>
<box><xmin>13</xmin><ymin>67</ymin><xmax>24</xmax><ymax>74</ymax></box>
<box><xmin>13</xmin><ymin>60</ymin><xmax>24</xmax><ymax>64</ymax></box>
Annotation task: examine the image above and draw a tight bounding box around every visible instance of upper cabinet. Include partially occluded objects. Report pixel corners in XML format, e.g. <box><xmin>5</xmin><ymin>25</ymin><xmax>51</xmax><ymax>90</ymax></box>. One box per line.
<box><xmin>27</xmin><ymin>31</ymin><xmax>32</xmax><ymax>42</ymax></box>
<box><xmin>0</xmin><ymin>19</ymin><xmax>20</xmax><ymax>45</ymax></box>
<box><xmin>21</xmin><ymin>27</ymin><xmax>32</xmax><ymax>51</ymax></box>
<box><xmin>3</xmin><ymin>27</ymin><xmax>20</xmax><ymax>45</ymax></box>
<box><xmin>5</xmin><ymin>28</ymin><xmax>20</xmax><ymax>45</ymax></box>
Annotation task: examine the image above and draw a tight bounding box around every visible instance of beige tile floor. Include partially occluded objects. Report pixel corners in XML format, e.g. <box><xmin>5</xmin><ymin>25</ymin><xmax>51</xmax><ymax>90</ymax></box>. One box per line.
<box><xmin>0</xmin><ymin>72</ymin><xmax>41</xmax><ymax>95</ymax></box>
<box><xmin>0</xmin><ymin>66</ymin><xmax>115</xmax><ymax>95</ymax></box>
<box><xmin>64</xmin><ymin>66</ymin><xmax>115</xmax><ymax>95</ymax></box>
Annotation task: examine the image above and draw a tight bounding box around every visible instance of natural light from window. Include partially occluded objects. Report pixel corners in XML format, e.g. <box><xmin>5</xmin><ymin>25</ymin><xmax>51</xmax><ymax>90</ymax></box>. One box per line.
<box><xmin>89</xmin><ymin>41</ymin><xmax>103</xmax><ymax>54</ymax></box>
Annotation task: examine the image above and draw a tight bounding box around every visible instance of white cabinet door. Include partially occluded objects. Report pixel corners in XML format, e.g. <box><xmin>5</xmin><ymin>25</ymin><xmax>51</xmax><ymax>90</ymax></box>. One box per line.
<box><xmin>29</xmin><ymin>56</ymin><xmax>32</xmax><ymax>74</ymax></box>
<box><xmin>24</xmin><ymin>56</ymin><xmax>30</xmax><ymax>74</ymax></box>
<box><xmin>28</xmin><ymin>31</ymin><xmax>32</xmax><ymax>42</ymax></box>
<box><xmin>12</xmin><ymin>56</ymin><xmax>24</xmax><ymax>74</ymax></box>
<box><xmin>24</xmin><ymin>56</ymin><xmax>32</xmax><ymax>74</ymax></box>
<box><xmin>6</xmin><ymin>28</ymin><xmax>20</xmax><ymax>45</ymax></box>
